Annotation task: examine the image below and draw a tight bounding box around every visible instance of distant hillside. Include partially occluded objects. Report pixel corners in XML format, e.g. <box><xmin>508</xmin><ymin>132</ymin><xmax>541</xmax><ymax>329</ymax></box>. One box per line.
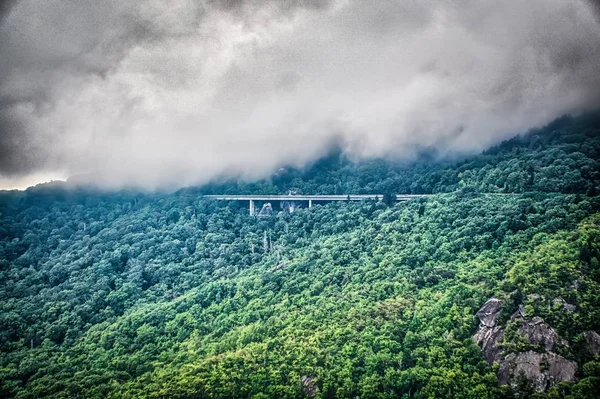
<box><xmin>1</xmin><ymin>113</ymin><xmax>600</xmax><ymax>398</ymax></box>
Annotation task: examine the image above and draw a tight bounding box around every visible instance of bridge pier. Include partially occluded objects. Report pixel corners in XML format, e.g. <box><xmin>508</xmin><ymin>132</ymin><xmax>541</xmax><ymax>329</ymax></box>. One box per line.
<box><xmin>203</xmin><ymin>194</ymin><xmax>427</xmax><ymax>216</ymax></box>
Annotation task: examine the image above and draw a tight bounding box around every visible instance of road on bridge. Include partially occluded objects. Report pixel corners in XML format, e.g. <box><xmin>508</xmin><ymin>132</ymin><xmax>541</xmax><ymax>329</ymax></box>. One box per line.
<box><xmin>203</xmin><ymin>194</ymin><xmax>428</xmax><ymax>215</ymax></box>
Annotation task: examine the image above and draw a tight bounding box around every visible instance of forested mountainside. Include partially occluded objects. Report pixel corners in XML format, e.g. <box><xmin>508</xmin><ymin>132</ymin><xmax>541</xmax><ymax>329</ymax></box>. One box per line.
<box><xmin>1</xmin><ymin>114</ymin><xmax>600</xmax><ymax>398</ymax></box>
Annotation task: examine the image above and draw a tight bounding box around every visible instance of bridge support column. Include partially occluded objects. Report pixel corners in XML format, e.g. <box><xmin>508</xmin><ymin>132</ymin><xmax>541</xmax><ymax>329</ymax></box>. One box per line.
<box><xmin>308</xmin><ymin>199</ymin><xmax>312</xmax><ymax>208</ymax></box>
<box><xmin>249</xmin><ymin>199</ymin><xmax>254</xmax><ymax>216</ymax></box>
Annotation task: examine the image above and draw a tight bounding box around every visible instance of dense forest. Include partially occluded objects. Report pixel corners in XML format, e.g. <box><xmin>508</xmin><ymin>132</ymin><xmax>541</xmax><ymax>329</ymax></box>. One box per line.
<box><xmin>1</xmin><ymin>113</ymin><xmax>600</xmax><ymax>398</ymax></box>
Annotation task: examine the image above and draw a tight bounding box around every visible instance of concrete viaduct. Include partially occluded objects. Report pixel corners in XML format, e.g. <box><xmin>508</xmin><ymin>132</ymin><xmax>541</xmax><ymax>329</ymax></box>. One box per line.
<box><xmin>203</xmin><ymin>194</ymin><xmax>427</xmax><ymax>215</ymax></box>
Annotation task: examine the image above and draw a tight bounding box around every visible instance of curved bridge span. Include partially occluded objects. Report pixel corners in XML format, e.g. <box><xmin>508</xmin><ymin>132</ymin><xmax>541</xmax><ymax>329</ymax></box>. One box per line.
<box><xmin>203</xmin><ymin>194</ymin><xmax>427</xmax><ymax>215</ymax></box>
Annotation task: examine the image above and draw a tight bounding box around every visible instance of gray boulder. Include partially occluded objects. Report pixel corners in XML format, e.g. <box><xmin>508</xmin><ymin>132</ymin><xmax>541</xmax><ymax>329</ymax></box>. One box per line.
<box><xmin>474</xmin><ymin>325</ymin><xmax>504</xmax><ymax>364</ymax></box>
<box><xmin>583</xmin><ymin>331</ymin><xmax>600</xmax><ymax>355</ymax></box>
<box><xmin>258</xmin><ymin>203</ymin><xmax>273</xmax><ymax>216</ymax></box>
<box><xmin>513</xmin><ymin>315</ymin><xmax>566</xmax><ymax>351</ymax></box>
<box><xmin>498</xmin><ymin>351</ymin><xmax>576</xmax><ymax>391</ymax></box>
<box><xmin>300</xmin><ymin>376</ymin><xmax>318</xmax><ymax>398</ymax></box>
<box><xmin>476</xmin><ymin>298</ymin><xmax>502</xmax><ymax>328</ymax></box>
<box><xmin>474</xmin><ymin>298</ymin><xmax>504</xmax><ymax>364</ymax></box>
<box><xmin>473</xmin><ymin>298</ymin><xmax>577</xmax><ymax>392</ymax></box>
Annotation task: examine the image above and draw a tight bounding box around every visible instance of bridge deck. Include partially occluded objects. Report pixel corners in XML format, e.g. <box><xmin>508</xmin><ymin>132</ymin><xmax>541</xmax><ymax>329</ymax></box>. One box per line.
<box><xmin>203</xmin><ymin>194</ymin><xmax>427</xmax><ymax>201</ymax></box>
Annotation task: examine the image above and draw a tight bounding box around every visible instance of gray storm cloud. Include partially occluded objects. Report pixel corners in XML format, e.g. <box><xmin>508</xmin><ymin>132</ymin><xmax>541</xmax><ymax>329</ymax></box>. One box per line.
<box><xmin>1</xmin><ymin>0</ymin><xmax>599</xmax><ymax>190</ymax></box>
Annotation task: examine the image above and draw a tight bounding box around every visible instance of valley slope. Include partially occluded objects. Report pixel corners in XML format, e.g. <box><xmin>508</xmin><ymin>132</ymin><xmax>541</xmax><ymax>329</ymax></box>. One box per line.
<box><xmin>1</xmin><ymin>114</ymin><xmax>600</xmax><ymax>398</ymax></box>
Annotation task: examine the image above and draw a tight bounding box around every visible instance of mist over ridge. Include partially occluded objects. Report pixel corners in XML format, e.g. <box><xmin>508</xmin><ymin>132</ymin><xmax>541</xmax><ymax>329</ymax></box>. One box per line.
<box><xmin>1</xmin><ymin>0</ymin><xmax>600</xmax><ymax>190</ymax></box>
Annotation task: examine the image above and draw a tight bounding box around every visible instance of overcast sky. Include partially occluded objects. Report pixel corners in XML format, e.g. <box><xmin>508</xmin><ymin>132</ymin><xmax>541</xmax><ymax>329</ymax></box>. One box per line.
<box><xmin>1</xmin><ymin>0</ymin><xmax>599</xmax><ymax>190</ymax></box>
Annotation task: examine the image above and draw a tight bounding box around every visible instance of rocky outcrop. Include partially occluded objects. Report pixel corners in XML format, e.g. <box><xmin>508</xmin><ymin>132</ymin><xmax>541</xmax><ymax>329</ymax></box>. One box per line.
<box><xmin>552</xmin><ymin>297</ymin><xmax>576</xmax><ymax>313</ymax></box>
<box><xmin>477</xmin><ymin>298</ymin><xmax>502</xmax><ymax>327</ymax></box>
<box><xmin>280</xmin><ymin>200</ymin><xmax>298</xmax><ymax>213</ymax></box>
<box><xmin>473</xmin><ymin>298</ymin><xmax>577</xmax><ymax>392</ymax></box>
<box><xmin>583</xmin><ymin>331</ymin><xmax>600</xmax><ymax>355</ymax></box>
<box><xmin>512</xmin><ymin>314</ymin><xmax>566</xmax><ymax>351</ymax></box>
<box><xmin>300</xmin><ymin>376</ymin><xmax>318</xmax><ymax>398</ymax></box>
<box><xmin>473</xmin><ymin>298</ymin><xmax>504</xmax><ymax>364</ymax></box>
<box><xmin>271</xmin><ymin>261</ymin><xmax>286</xmax><ymax>272</ymax></box>
<box><xmin>498</xmin><ymin>351</ymin><xmax>577</xmax><ymax>392</ymax></box>
<box><xmin>258</xmin><ymin>203</ymin><xmax>273</xmax><ymax>216</ymax></box>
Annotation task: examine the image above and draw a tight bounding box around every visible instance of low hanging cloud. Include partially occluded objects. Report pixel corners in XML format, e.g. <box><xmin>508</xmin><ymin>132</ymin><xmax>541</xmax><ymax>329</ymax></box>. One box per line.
<box><xmin>1</xmin><ymin>0</ymin><xmax>599</xmax><ymax>190</ymax></box>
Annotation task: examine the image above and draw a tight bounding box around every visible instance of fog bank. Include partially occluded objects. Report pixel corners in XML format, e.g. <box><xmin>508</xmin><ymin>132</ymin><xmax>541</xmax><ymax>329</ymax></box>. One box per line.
<box><xmin>1</xmin><ymin>0</ymin><xmax>599</xmax><ymax>189</ymax></box>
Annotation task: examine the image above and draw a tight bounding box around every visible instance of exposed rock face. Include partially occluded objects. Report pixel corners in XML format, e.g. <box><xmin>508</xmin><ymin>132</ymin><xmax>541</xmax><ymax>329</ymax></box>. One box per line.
<box><xmin>300</xmin><ymin>376</ymin><xmax>318</xmax><ymax>398</ymax></box>
<box><xmin>473</xmin><ymin>298</ymin><xmax>577</xmax><ymax>392</ymax></box>
<box><xmin>271</xmin><ymin>261</ymin><xmax>286</xmax><ymax>272</ymax></box>
<box><xmin>498</xmin><ymin>351</ymin><xmax>577</xmax><ymax>391</ymax></box>
<box><xmin>552</xmin><ymin>297</ymin><xmax>576</xmax><ymax>313</ymax></box>
<box><xmin>512</xmin><ymin>315</ymin><xmax>566</xmax><ymax>351</ymax></box>
<box><xmin>583</xmin><ymin>331</ymin><xmax>600</xmax><ymax>355</ymax></box>
<box><xmin>258</xmin><ymin>203</ymin><xmax>273</xmax><ymax>216</ymax></box>
<box><xmin>474</xmin><ymin>298</ymin><xmax>504</xmax><ymax>364</ymax></box>
<box><xmin>477</xmin><ymin>298</ymin><xmax>502</xmax><ymax>327</ymax></box>
<box><xmin>571</xmin><ymin>279</ymin><xmax>580</xmax><ymax>291</ymax></box>
<box><xmin>280</xmin><ymin>200</ymin><xmax>298</xmax><ymax>213</ymax></box>
<box><xmin>474</xmin><ymin>324</ymin><xmax>504</xmax><ymax>364</ymax></box>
